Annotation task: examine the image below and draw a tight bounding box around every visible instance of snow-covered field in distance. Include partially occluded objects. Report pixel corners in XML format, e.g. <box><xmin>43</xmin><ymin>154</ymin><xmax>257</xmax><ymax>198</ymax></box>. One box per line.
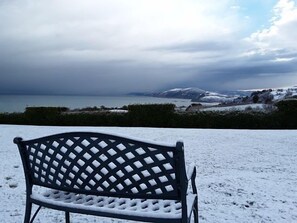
<box><xmin>1</xmin><ymin>125</ymin><xmax>296</xmax><ymax>223</ymax></box>
<box><xmin>201</xmin><ymin>103</ymin><xmax>266</xmax><ymax>112</ymax></box>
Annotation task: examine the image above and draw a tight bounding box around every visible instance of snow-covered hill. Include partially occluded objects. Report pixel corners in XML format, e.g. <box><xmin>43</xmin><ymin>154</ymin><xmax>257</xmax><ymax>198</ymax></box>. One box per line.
<box><xmin>155</xmin><ymin>87</ymin><xmax>206</xmax><ymax>100</ymax></box>
<box><xmin>193</xmin><ymin>91</ymin><xmax>238</xmax><ymax>103</ymax></box>
<box><xmin>151</xmin><ymin>87</ymin><xmax>246</xmax><ymax>103</ymax></box>
<box><xmin>149</xmin><ymin>86</ymin><xmax>297</xmax><ymax>103</ymax></box>
<box><xmin>249</xmin><ymin>86</ymin><xmax>297</xmax><ymax>103</ymax></box>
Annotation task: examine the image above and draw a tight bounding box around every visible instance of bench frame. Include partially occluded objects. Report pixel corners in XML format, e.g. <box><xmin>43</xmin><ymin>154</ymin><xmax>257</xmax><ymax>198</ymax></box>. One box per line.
<box><xmin>14</xmin><ymin>132</ymin><xmax>198</xmax><ymax>223</ymax></box>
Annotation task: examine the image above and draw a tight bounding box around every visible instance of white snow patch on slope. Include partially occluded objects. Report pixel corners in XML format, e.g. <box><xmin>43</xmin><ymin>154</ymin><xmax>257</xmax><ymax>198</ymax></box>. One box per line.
<box><xmin>201</xmin><ymin>104</ymin><xmax>266</xmax><ymax>112</ymax></box>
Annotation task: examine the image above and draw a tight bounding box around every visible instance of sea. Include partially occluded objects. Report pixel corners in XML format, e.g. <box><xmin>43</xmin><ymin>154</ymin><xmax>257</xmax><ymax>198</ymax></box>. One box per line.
<box><xmin>0</xmin><ymin>95</ymin><xmax>192</xmax><ymax>113</ymax></box>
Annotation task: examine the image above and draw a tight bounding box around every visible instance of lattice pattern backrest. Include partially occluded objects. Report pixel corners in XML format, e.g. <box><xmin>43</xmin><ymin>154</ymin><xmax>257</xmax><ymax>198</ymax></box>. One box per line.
<box><xmin>22</xmin><ymin>133</ymin><xmax>180</xmax><ymax>199</ymax></box>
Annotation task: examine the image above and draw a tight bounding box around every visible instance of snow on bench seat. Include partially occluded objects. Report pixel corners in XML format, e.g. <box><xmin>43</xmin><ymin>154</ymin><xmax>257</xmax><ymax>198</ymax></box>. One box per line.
<box><xmin>31</xmin><ymin>189</ymin><xmax>197</xmax><ymax>219</ymax></box>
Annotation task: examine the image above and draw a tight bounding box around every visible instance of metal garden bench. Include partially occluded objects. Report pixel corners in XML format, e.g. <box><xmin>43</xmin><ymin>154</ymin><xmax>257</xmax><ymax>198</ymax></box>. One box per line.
<box><xmin>14</xmin><ymin>132</ymin><xmax>198</xmax><ymax>223</ymax></box>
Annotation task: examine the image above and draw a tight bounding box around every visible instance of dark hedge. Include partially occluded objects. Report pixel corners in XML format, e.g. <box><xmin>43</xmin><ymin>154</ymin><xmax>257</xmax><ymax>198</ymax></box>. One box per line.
<box><xmin>0</xmin><ymin>103</ymin><xmax>296</xmax><ymax>129</ymax></box>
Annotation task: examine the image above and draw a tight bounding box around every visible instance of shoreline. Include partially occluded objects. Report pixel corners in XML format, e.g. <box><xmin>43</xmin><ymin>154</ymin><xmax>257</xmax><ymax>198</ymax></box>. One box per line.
<box><xmin>0</xmin><ymin>94</ymin><xmax>191</xmax><ymax>113</ymax></box>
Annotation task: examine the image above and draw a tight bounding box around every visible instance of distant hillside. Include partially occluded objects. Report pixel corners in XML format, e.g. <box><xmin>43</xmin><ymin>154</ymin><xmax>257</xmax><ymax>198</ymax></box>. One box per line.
<box><xmin>243</xmin><ymin>86</ymin><xmax>297</xmax><ymax>104</ymax></box>
<box><xmin>145</xmin><ymin>87</ymin><xmax>248</xmax><ymax>103</ymax></box>
<box><xmin>133</xmin><ymin>86</ymin><xmax>297</xmax><ymax>104</ymax></box>
<box><xmin>153</xmin><ymin>88</ymin><xmax>206</xmax><ymax>100</ymax></box>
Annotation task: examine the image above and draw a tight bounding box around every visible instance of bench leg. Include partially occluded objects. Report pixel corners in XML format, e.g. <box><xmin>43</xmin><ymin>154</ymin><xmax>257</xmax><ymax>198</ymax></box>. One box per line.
<box><xmin>24</xmin><ymin>201</ymin><xmax>32</xmax><ymax>223</ymax></box>
<box><xmin>193</xmin><ymin>198</ymin><xmax>199</xmax><ymax>223</ymax></box>
<box><xmin>65</xmin><ymin>211</ymin><xmax>70</xmax><ymax>223</ymax></box>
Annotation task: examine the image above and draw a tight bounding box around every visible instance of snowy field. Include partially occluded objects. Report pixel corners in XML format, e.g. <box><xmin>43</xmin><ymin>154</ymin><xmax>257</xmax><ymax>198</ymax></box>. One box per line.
<box><xmin>0</xmin><ymin>125</ymin><xmax>296</xmax><ymax>223</ymax></box>
<box><xmin>201</xmin><ymin>104</ymin><xmax>266</xmax><ymax>112</ymax></box>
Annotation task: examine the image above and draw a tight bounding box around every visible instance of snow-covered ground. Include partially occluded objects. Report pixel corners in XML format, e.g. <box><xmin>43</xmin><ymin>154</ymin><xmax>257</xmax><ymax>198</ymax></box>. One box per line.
<box><xmin>1</xmin><ymin>125</ymin><xmax>296</xmax><ymax>223</ymax></box>
<box><xmin>201</xmin><ymin>104</ymin><xmax>267</xmax><ymax>112</ymax></box>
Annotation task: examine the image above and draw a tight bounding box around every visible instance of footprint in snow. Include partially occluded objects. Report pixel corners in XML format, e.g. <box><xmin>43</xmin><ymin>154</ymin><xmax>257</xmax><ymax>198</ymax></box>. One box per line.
<box><xmin>9</xmin><ymin>182</ymin><xmax>18</xmax><ymax>188</ymax></box>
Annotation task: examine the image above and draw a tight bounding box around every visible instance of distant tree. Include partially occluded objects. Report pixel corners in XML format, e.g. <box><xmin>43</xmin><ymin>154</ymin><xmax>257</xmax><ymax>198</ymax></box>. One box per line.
<box><xmin>265</xmin><ymin>94</ymin><xmax>274</xmax><ymax>104</ymax></box>
<box><xmin>253</xmin><ymin>95</ymin><xmax>259</xmax><ymax>103</ymax></box>
<box><xmin>275</xmin><ymin>99</ymin><xmax>297</xmax><ymax>113</ymax></box>
<box><xmin>245</xmin><ymin>106</ymin><xmax>253</xmax><ymax>112</ymax></box>
<box><xmin>242</xmin><ymin>96</ymin><xmax>249</xmax><ymax>103</ymax></box>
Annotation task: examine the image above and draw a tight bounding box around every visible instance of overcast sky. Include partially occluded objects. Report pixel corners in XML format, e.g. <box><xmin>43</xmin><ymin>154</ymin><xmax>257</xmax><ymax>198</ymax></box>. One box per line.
<box><xmin>0</xmin><ymin>0</ymin><xmax>297</xmax><ymax>95</ymax></box>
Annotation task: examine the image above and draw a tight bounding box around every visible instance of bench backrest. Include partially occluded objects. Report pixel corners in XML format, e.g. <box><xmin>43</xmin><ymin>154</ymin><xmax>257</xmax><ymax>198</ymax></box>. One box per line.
<box><xmin>14</xmin><ymin>132</ymin><xmax>186</xmax><ymax>200</ymax></box>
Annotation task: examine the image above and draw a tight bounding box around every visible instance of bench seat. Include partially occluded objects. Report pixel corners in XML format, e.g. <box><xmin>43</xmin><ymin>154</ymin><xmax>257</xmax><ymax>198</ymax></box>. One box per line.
<box><xmin>31</xmin><ymin>189</ymin><xmax>197</xmax><ymax>220</ymax></box>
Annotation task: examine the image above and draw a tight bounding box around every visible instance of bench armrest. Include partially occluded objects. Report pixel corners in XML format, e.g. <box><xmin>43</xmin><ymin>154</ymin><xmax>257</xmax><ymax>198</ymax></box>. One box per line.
<box><xmin>186</xmin><ymin>164</ymin><xmax>197</xmax><ymax>194</ymax></box>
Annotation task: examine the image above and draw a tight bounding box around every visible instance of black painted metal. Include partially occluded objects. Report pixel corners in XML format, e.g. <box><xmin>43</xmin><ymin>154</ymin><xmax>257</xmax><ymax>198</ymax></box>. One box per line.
<box><xmin>14</xmin><ymin>132</ymin><xmax>198</xmax><ymax>223</ymax></box>
<box><xmin>65</xmin><ymin>212</ymin><xmax>70</xmax><ymax>223</ymax></box>
<box><xmin>29</xmin><ymin>206</ymin><xmax>41</xmax><ymax>223</ymax></box>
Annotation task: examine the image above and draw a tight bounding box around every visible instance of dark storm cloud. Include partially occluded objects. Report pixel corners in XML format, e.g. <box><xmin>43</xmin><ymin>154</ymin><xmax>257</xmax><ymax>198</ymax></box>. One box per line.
<box><xmin>1</xmin><ymin>41</ymin><xmax>296</xmax><ymax>94</ymax></box>
<box><xmin>0</xmin><ymin>0</ymin><xmax>297</xmax><ymax>95</ymax></box>
<box><xmin>210</xmin><ymin>59</ymin><xmax>297</xmax><ymax>77</ymax></box>
<box><xmin>178</xmin><ymin>55</ymin><xmax>297</xmax><ymax>90</ymax></box>
<box><xmin>0</xmin><ymin>57</ymin><xmax>188</xmax><ymax>95</ymax></box>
